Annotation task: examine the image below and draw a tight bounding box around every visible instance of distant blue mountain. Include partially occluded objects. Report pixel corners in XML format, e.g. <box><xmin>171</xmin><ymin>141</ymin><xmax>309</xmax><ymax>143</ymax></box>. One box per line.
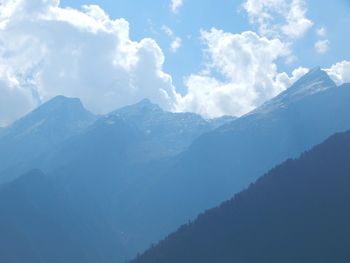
<box><xmin>0</xmin><ymin>96</ymin><xmax>96</xmax><ymax>182</ymax></box>
<box><xmin>0</xmin><ymin>98</ymin><xmax>236</xmax><ymax>263</ymax></box>
<box><xmin>130</xmin><ymin>130</ymin><xmax>350</xmax><ymax>263</ymax></box>
<box><xmin>0</xmin><ymin>68</ymin><xmax>349</xmax><ymax>263</ymax></box>
<box><xmin>0</xmin><ymin>96</ymin><xmax>233</xmax><ymax>183</ymax></box>
<box><xmin>109</xmin><ymin>98</ymin><xmax>235</xmax><ymax>162</ymax></box>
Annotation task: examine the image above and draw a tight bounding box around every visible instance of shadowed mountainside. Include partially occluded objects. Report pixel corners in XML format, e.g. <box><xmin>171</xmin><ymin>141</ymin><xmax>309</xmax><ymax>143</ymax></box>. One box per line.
<box><xmin>131</xmin><ymin>130</ymin><xmax>350</xmax><ymax>263</ymax></box>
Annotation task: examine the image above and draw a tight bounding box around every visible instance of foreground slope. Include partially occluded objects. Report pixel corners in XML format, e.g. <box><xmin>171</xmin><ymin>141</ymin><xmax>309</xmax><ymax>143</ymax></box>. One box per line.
<box><xmin>131</xmin><ymin>130</ymin><xmax>350</xmax><ymax>263</ymax></box>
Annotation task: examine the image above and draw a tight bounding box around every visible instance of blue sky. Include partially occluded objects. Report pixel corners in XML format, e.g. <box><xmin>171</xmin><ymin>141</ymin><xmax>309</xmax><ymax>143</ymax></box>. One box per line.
<box><xmin>0</xmin><ymin>0</ymin><xmax>349</xmax><ymax>126</ymax></box>
<box><xmin>60</xmin><ymin>0</ymin><xmax>350</xmax><ymax>93</ymax></box>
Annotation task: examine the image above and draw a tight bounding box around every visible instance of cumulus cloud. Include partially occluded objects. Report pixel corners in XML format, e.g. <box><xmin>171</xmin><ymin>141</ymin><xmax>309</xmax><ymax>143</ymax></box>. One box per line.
<box><xmin>315</xmin><ymin>40</ymin><xmax>330</xmax><ymax>54</ymax></box>
<box><xmin>325</xmin><ymin>61</ymin><xmax>350</xmax><ymax>85</ymax></box>
<box><xmin>243</xmin><ymin>0</ymin><xmax>313</xmax><ymax>39</ymax></box>
<box><xmin>0</xmin><ymin>0</ymin><xmax>179</xmax><ymax>126</ymax></box>
<box><xmin>0</xmin><ymin>0</ymin><xmax>347</xmax><ymax>126</ymax></box>
<box><xmin>177</xmin><ymin>28</ymin><xmax>299</xmax><ymax>117</ymax></box>
<box><xmin>170</xmin><ymin>0</ymin><xmax>183</xmax><ymax>13</ymax></box>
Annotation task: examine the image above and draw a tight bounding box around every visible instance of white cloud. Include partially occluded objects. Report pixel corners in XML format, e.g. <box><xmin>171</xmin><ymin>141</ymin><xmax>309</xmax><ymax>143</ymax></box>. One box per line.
<box><xmin>0</xmin><ymin>67</ymin><xmax>37</xmax><ymax>126</ymax></box>
<box><xmin>162</xmin><ymin>25</ymin><xmax>182</xmax><ymax>53</ymax></box>
<box><xmin>177</xmin><ymin>27</ymin><xmax>346</xmax><ymax>118</ymax></box>
<box><xmin>243</xmin><ymin>0</ymin><xmax>313</xmax><ymax>39</ymax></box>
<box><xmin>0</xmin><ymin>0</ymin><xmax>347</xmax><ymax>126</ymax></box>
<box><xmin>177</xmin><ymin>28</ymin><xmax>297</xmax><ymax>118</ymax></box>
<box><xmin>170</xmin><ymin>0</ymin><xmax>183</xmax><ymax>13</ymax></box>
<box><xmin>170</xmin><ymin>37</ymin><xmax>182</xmax><ymax>53</ymax></box>
<box><xmin>316</xmin><ymin>27</ymin><xmax>327</xmax><ymax>37</ymax></box>
<box><xmin>325</xmin><ymin>61</ymin><xmax>350</xmax><ymax>85</ymax></box>
<box><xmin>0</xmin><ymin>0</ymin><xmax>180</xmax><ymax>126</ymax></box>
<box><xmin>315</xmin><ymin>39</ymin><xmax>330</xmax><ymax>54</ymax></box>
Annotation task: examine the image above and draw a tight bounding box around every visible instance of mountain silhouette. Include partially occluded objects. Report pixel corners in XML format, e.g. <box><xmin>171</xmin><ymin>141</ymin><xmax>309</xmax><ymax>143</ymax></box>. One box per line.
<box><xmin>131</xmin><ymin>130</ymin><xmax>350</xmax><ymax>263</ymax></box>
<box><xmin>0</xmin><ymin>96</ymin><xmax>95</xmax><ymax>182</ymax></box>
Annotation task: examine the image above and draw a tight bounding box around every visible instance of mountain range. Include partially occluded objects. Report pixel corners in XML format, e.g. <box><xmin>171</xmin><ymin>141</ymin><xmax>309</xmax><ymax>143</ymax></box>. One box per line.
<box><xmin>120</xmin><ymin>67</ymin><xmax>350</xmax><ymax>240</ymax></box>
<box><xmin>0</xmin><ymin>68</ymin><xmax>349</xmax><ymax>262</ymax></box>
<box><xmin>0</xmin><ymin>97</ymin><xmax>233</xmax><ymax>183</ymax></box>
<box><xmin>131</xmin><ymin>130</ymin><xmax>350</xmax><ymax>263</ymax></box>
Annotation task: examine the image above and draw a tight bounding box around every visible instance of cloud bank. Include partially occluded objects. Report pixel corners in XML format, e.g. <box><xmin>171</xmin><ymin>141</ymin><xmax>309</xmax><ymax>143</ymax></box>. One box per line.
<box><xmin>0</xmin><ymin>0</ymin><xmax>179</xmax><ymax>126</ymax></box>
<box><xmin>0</xmin><ymin>0</ymin><xmax>349</xmax><ymax>126</ymax></box>
<box><xmin>177</xmin><ymin>29</ymin><xmax>308</xmax><ymax>117</ymax></box>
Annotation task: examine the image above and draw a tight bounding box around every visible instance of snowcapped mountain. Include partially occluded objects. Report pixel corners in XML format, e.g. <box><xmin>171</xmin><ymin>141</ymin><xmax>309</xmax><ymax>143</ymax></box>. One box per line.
<box><xmin>108</xmin><ymin>98</ymin><xmax>235</xmax><ymax>162</ymax></box>
<box><xmin>248</xmin><ymin>67</ymin><xmax>337</xmax><ymax>115</ymax></box>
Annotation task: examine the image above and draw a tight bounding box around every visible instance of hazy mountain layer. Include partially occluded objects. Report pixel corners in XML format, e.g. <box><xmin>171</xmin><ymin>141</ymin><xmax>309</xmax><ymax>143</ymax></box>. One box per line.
<box><xmin>0</xmin><ymin>69</ymin><xmax>350</xmax><ymax>263</ymax></box>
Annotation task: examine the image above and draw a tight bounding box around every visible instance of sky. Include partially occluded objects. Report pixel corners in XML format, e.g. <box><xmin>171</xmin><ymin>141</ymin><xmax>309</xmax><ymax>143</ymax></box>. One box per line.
<box><xmin>0</xmin><ymin>0</ymin><xmax>349</xmax><ymax>126</ymax></box>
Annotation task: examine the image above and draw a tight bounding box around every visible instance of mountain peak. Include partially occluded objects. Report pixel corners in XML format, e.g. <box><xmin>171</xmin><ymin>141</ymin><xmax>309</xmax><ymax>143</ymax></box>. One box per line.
<box><xmin>133</xmin><ymin>98</ymin><xmax>161</xmax><ymax>111</ymax></box>
<box><xmin>308</xmin><ymin>66</ymin><xmax>322</xmax><ymax>74</ymax></box>
<box><xmin>252</xmin><ymin>67</ymin><xmax>337</xmax><ymax>115</ymax></box>
<box><xmin>112</xmin><ymin>98</ymin><xmax>162</xmax><ymax>117</ymax></box>
<box><xmin>296</xmin><ymin>66</ymin><xmax>330</xmax><ymax>84</ymax></box>
<box><xmin>7</xmin><ymin>95</ymin><xmax>95</xmax><ymax>138</ymax></box>
<box><xmin>39</xmin><ymin>95</ymin><xmax>84</xmax><ymax>112</ymax></box>
<box><xmin>136</xmin><ymin>98</ymin><xmax>153</xmax><ymax>106</ymax></box>
<box><xmin>286</xmin><ymin>67</ymin><xmax>335</xmax><ymax>96</ymax></box>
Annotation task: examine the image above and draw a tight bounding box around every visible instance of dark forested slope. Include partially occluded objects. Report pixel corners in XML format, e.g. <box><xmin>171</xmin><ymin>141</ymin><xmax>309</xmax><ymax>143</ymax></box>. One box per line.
<box><xmin>132</xmin><ymin>131</ymin><xmax>350</xmax><ymax>263</ymax></box>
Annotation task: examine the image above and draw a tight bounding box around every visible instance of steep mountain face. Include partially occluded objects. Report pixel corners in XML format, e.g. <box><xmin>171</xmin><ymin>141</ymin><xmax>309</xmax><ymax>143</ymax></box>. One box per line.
<box><xmin>134</xmin><ymin>68</ymin><xmax>350</xmax><ymax>228</ymax></box>
<box><xmin>110</xmin><ymin>99</ymin><xmax>235</xmax><ymax>162</ymax></box>
<box><xmin>131</xmin><ymin>131</ymin><xmax>350</xmax><ymax>263</ymax></box>
<box><xmin>0</xmin><ymin>96</ymin><xmax>96</xmax><ymax>183</ymax></box>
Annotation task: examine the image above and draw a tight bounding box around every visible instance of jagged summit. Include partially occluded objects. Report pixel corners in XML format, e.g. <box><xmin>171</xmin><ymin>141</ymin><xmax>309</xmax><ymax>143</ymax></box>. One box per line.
<box><xmin>34</xmin><ymin>95</ymin><xmax>86</xmax><ymax>114</ymax></box>
<box><xmin>286</xmin><ymin>67</ymin><xmax>335</xmax><ymax>95</ymax></box>
<box><xmin>250</xmin><ymin>67</ymin><xmax>337</xmax><ymax>116</ymax></box>
<box><xmin>135</xmin><ymin>98</ymin><xmax>156</xmax><ymax>107</ymax></box>
<box><xmin>113</xmin><ymin>98</ymin><xmax>163</xmax><ymax>117</ymax></box>
<box><xmin>283</xmin><ymin>67</ymin><xmax>335</xmax><ymax>98</ymax></box>
<box><xmin>2</xmin><ymin>95</ymin><xmax>95</xmax><ymax>141</ymax></box>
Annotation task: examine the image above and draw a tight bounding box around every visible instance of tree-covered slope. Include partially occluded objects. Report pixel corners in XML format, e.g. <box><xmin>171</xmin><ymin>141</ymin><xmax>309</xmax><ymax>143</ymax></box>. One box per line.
<box><xmin>131</xmin><ymin>131</ymin><xmax>350</xmax><ymax>263</ymax></box>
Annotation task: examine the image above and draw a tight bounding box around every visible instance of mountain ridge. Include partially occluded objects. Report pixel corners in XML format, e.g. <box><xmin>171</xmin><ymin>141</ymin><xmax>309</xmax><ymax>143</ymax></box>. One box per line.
<box><xmin>130</xmin><ymin>130</ymin><xmax>350</xmax><ymax>263</ymax></box>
